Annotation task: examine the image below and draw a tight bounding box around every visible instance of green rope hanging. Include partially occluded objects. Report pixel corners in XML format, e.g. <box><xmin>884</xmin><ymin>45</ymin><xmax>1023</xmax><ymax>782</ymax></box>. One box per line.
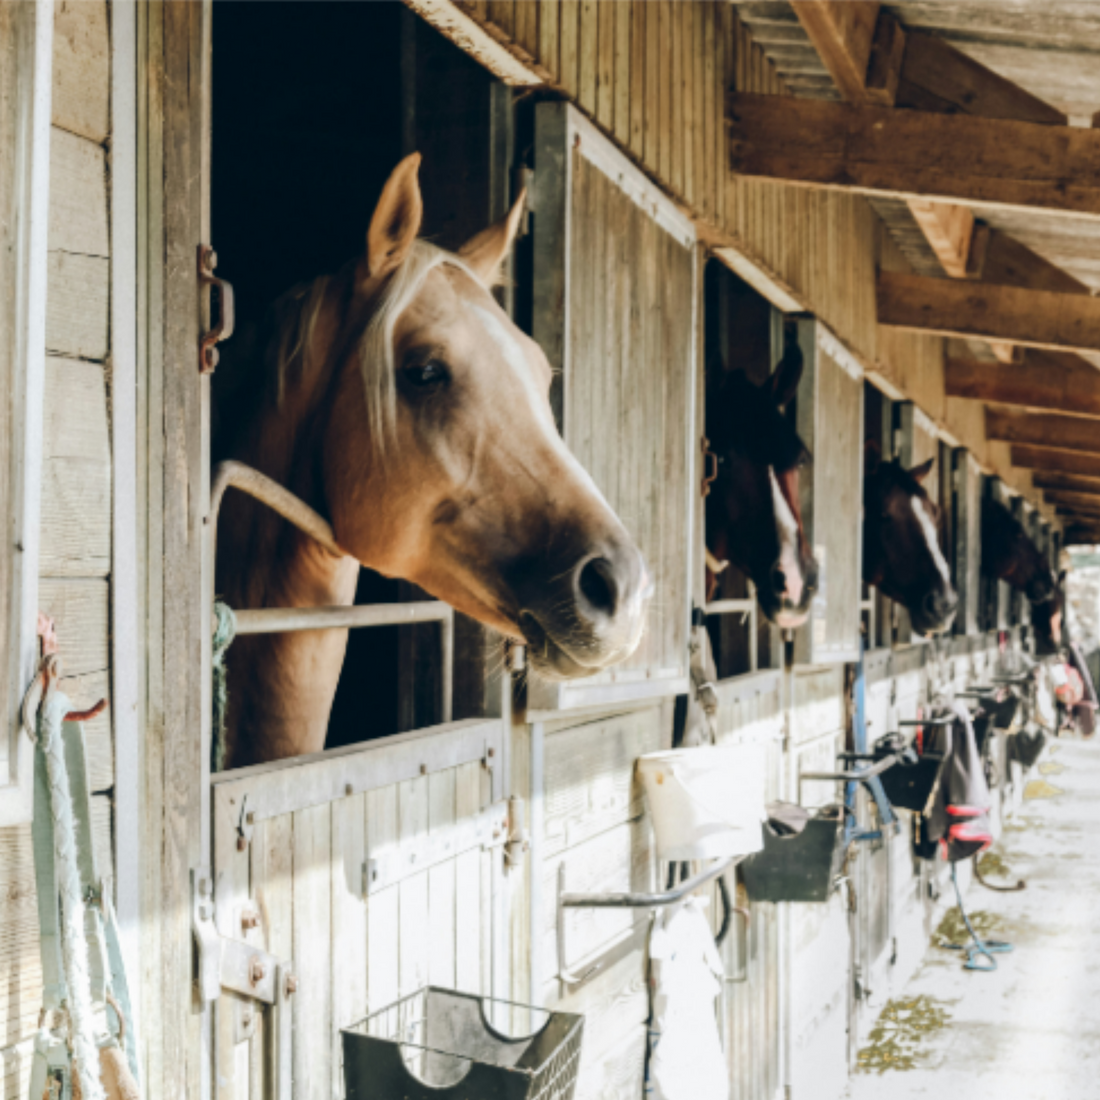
<box><xmin>212</xmin><ymin>601</ymin><xmax>237</xmax><ymax>773</ymax></box>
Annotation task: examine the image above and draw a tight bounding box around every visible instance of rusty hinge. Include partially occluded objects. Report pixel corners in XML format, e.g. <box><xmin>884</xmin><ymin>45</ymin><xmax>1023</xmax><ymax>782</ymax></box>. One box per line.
<box><xmin>198</xmin><ymin>244</ymin><xmax>235</xmax><ymax>374</ymax></box>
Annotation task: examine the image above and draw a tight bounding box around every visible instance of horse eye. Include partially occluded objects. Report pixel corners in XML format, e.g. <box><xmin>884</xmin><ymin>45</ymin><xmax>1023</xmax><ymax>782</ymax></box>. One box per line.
<box><xmin>402</xmin><ymin>360</ymin><xmax>449</xmax><ymax>389</ymax></box>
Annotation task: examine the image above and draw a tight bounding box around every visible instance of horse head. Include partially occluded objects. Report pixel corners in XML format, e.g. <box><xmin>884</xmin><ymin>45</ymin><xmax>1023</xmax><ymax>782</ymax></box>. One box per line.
<box><xmin>980</xmin><ymin>496</ymin><xmax>1056</xmax><ymax>605</ymax></box>
<box><xmin>306</xmin><ymin>155</ymin><xmax>651</xmax><ymax>680</ymax></box>
<box><xmin>862</xmin><ymin>446</ymin><xmax>957</xmax><ymax>635</ymax></box>
<box><xmin>705</xmin><ymin>334</ymin><xmax>818</xmax><ymax>628</ymax></box>
<box><xmin>1033</xmin><ymin>576</ymin><xmax>1065</xmax><ymax>655</ymax></box>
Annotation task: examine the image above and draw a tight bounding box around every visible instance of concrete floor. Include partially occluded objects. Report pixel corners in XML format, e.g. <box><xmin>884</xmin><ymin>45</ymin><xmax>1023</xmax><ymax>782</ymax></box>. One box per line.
<box><xmin>845</xmin><ymin>738</ymin><xmax>1100</xmax><ymax>1100</ymax></box>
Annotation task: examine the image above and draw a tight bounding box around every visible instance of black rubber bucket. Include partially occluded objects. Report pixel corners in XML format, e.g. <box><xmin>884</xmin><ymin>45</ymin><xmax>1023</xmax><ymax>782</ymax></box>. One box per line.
<box><xmin>739</xmin><ymin>805</ymin><xmax>846</xmax><ymax>903</ymax></box>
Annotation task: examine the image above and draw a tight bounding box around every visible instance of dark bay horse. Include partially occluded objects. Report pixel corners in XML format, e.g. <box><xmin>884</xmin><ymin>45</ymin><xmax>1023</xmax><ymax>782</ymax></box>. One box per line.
<box><xmin>980</xmin><ymin>497</ymin><xmax>1056</xmax><ymax>605</ymax></box>
<box><xmin>863</xmin><ymin>447</ymin><xmax>958</xmax><ymax>636</ymax></box>
<box><xmin>705</xmin><ymin>332</ymin><xmax>819</xmax><ymax>628</ymax></box>
<box><xmin>216</xmin><ymin>155</ymin><xmax>651</xmax><ymax>767</ymax></box>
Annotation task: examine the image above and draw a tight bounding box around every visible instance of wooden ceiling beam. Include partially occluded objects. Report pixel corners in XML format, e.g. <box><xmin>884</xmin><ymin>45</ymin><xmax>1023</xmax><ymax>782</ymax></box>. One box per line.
<box><xmin>789</xmin><ymin>2</ymin><xmax>881</xmax><ymax>104</ymax></box>
<box><xmin>878</xmin><ymin>272</ymin><xmax>1100</xmax><ymax>353</ymax></box>
<box><xmin>945</xmin><ymin>352</ymin><xmax>1100</xmax><ymax>417</ymax></box>
<box><xmin>1033</xmin><ymin>472</ymin><xmax>1100</xmax><ymax>496</ymax></box>
<box><xmin>1047</xmin><ymin>490</ymin><xmax>1100</xmax><ymax>515</ymax></box>
<box><xmin>1010</xmin><ymin>446</ymin><xmax>1100</xmax><ymax>479</ymax></box>
<box><xmin>727</xmin><ymin>94</ymin><xmax>1100</xmax><ymax>219</ymax></box>
<box><xmin>987</xmin><ymin>408</ymin><xmax>1100</xmax><ymax>456</ymax></box>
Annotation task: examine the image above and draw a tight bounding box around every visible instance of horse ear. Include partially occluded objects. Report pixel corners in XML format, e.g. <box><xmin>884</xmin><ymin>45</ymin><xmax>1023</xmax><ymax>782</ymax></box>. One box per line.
<box><xmin>909</xmin><ymin>457</ymin><xmax>935</xmax><ymax>484</ymax></box>
<box><xmin>770</xmin><ymin>332</ymin><xmax>803</xmax><ymax>408</ymax></box>
<box><xmin>367</xmin><ymin>153</ymin><xmax>424</xmax><ymax>279</ymax></box>
<box><xmin>458</xmin><ymin>189</ymin><xmax>528</xmax><ymax>287</ymax></box>
<box><xmin>864</xmin><ymin>439</ymin><xmax>881</xmax><ymax>476</ymax></box>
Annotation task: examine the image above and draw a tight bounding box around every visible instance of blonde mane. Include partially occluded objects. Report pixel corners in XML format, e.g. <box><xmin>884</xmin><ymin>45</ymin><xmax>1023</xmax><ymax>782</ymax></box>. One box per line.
<box><xmin>268</xmin><ymin>240</ymin><xmax>481</xmax><ymax>454</ymax></box>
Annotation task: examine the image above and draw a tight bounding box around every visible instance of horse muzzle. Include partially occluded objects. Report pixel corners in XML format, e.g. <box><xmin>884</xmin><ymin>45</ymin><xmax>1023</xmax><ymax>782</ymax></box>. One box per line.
<box><xmin>517</xmin><ymin>543</ymin><xmax>652</xmax><ymax>680</ymax></box>
<box><xmin>910</xmin><ymin>585</ymin><xmax>958</xmax><ymax>636</ymax></box>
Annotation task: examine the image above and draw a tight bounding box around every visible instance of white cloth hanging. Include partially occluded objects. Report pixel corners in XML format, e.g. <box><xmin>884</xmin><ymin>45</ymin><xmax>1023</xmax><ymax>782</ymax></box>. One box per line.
<box><xmin>645</xmin><ymin>897</ymin><xmax>728</xmax><ymax>1100</ymax></box>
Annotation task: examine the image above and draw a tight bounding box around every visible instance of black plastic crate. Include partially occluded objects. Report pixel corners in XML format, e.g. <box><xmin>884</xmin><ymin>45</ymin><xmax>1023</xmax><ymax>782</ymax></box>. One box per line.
<box><xmin>342</xmin><ymin>987</ymin><xmax>584</xmax><ymax>1100</ymax></box>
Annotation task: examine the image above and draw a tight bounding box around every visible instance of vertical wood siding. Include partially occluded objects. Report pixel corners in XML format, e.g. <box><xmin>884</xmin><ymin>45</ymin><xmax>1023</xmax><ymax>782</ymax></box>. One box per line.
<box><xmin>1</xmin><ymin>6</ymin><xmax>114</xmax><ymax>1093</ymax></box>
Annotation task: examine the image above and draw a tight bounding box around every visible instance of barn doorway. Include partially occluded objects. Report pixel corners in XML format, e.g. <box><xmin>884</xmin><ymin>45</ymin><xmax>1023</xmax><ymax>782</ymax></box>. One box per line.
<box><xmin>210</xmin><ymin>3</ymin><xmax>512</xmax><ymax>752</ymax></box>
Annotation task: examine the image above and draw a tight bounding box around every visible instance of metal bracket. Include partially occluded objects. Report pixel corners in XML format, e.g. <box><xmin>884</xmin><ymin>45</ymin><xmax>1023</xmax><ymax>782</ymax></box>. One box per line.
<box><xmin>198</xmin><ymin>244</ymin><xmax>235</xmax><ymax>374</ymax></box>
<box><xmin>192</xmin><ymin>866</ymin><xmax>295</xmax><ymax>1008</ymax></box>
<box><xmin>362</xmin><ymin>800</ymin><xmax>512</xmax><ymax>896</ymax></box>
<box><xmin>556</xmin><ymin>856</ymin><xmax>738</xmax><ymax>986</ymax></box>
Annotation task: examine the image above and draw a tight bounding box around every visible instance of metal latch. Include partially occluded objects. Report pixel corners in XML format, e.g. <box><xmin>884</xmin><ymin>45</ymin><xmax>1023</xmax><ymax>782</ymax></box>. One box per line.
<box><xmin>503</xmin><ymin>795</ymin><xmax>530</xmax><ymax>870</ymax></box>
<box><xmin>192</xmin><ymin>867</ymin><xmax>295</xmax><ymax>1006</ymax></box>
<box><xmin>198</xmin><ymin>245</ymin><xmax>235</xmax><ymax>374</ymax></box>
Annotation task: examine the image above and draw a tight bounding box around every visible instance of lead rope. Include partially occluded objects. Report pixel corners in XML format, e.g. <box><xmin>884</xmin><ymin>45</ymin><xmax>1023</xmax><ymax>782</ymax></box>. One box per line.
<box><xmin>945</xmin><ymin>860</ymin><xmax>1014</xmax><ymax>973</ymax></box>
<box><xmin>36</xmin><ymin>686</ymin><xmax>107</xmax><ymax>1100</ymax></box>
<box><xmin>211</xmin><ymin>602</ymin><xmax>237</xmax><ymax>773</ymax></box>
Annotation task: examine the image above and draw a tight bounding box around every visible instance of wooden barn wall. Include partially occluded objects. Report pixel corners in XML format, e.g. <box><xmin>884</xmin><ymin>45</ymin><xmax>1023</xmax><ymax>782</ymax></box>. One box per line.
<box><xmin>447</xmin><ymin>0</ymin><xmax>1048</xmax><ymax>512</ymax></box>
<box><xmin>1</xmin><ymin>3</ymin><xmax>115</xmax><ymax>1094</ymax></box>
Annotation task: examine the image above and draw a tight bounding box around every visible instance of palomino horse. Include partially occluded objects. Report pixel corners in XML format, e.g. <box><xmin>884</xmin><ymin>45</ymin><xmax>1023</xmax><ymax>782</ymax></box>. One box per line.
<box><xmin>863</xmin><ymin>446</ymin><xmax>958</xmax><ymax>635</ymax></box>
<box><xmin>704</xmin><ymin>330</ymin><xmax>819</xmax><ymax>628</ymax></box>
<box><xmin>980</xmin><ymin>496</ymin><xmax>1056</xmax><ymax>605</ymax></box>
<box><xmin>216</xmin><ymin>155</ymin><xmax>651</xmax><ymax>767</ymax></box>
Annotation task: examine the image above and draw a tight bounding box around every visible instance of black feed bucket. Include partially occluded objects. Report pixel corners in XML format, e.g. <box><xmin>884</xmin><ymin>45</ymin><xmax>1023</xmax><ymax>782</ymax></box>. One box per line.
<box><xmin>343</xmin><ymin>987</ymin><xmax>584</xmax><ymax>1100</ymax></box>
<box><xmin>877</xmin><ymin>753</ymin><xmax>944</xmax><ymax>814</ymax></box>
<box><xmin>739</xmin><ymin>805</ymin><xmax>846</xmax><ymax>903</ymax></box>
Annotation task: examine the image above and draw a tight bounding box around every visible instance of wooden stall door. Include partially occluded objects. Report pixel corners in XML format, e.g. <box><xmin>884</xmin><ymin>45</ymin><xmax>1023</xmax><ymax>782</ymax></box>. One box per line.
<box><xmin>529</xmin><ymin>102</ymin><xmax>696</xmax><ymax>714</ymax></box>
<box><xmin>210</xmin><ymin>718</ymin><xmax>510</xmax><ymax>1100</ymax></box>
<box><xmin>794</xmin><ymin>321</ymin><xmax>864</xmax><ymax>666</ymax></box>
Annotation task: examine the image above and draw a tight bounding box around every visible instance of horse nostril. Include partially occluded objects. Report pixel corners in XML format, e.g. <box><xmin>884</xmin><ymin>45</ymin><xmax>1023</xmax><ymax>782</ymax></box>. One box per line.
<box><xmin>770</xmin><ymin>565</ymin><xmax>787</xmax><ymax>597</ymax></box>
<box><xmin>577</xmin><ymin>556</ymin><xmax>619</xmax><ymax>618</ymax></box>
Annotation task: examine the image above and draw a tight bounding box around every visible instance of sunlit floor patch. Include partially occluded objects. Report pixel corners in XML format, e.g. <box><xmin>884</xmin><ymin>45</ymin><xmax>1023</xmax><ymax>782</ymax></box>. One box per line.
<box><xmin>1038</xmin><ymin>760</ymin><xmax>1065</xmax><ymax>775</ymax></box>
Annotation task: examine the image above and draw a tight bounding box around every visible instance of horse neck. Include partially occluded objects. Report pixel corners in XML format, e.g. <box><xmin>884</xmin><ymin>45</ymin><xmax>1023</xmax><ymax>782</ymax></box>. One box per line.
<box><xmin>219</xmin><ymin>270</ymin><xmax>363</xmax><ymax>767</ymax></box>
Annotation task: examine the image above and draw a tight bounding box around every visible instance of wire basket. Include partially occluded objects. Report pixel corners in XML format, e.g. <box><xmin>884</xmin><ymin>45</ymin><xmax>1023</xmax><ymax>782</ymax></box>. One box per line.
<box><xmin>342</xmin><ymin>987</ymin><xmax>584</xmax><ymax>1100</ymax></box>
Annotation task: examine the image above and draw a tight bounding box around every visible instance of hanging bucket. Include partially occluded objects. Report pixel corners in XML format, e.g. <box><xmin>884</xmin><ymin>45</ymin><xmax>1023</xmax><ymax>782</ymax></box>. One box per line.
<box><xmin>637</xmin><ymin>743</ymin><xmax>766</xmax><ymax>862</ymax></box>
<box><xmin>739</xmin><ymin>805</ymin><xmax>846</xmax><ymax>903</ymax></box>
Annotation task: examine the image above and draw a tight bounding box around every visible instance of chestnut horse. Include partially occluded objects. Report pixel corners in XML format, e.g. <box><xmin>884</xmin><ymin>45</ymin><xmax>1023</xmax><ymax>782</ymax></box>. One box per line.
<box><xmin>705</xmin><ymin>332</ymin><xmax>819</xmax><ymax>628</ymax></box>
<box><xmin>216</xmin><ymin>155</ymin><xmax>651</xmax><ymax>767</ymax></box>
<box><xmin>863</xmin><ymin>447</ymin><xmax>958</xmax><ymax>636</ymax></box>
<box><xmin>980</xmin><ymin>497</ymin><xmax>1056</xmax><ymax>605</ymax></box>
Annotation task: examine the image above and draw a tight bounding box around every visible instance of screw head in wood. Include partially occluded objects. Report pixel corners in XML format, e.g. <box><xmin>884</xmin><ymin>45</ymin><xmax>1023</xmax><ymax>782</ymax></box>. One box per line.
<box><xmin>249</xmin><ymin>956</ymin><xmax>266</xmax><ymax>987</ymax></box>
<box><xmin>241</xmin><ymin>910</ymin><xmax>260</xmax><ymax>931</ymax></box>
<box><xmin>284</xmin><ymin>973</ymin><xmax>299</xmax><ymax>997</ymax></box>
<box><xmin>236</xmin><ymin>836</ymin><xmax>248</xmax><ymax>852</ymax></box>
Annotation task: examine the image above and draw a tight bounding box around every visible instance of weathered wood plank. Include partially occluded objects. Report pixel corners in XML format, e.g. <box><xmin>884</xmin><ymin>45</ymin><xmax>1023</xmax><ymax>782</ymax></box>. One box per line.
<box><xmin>987</xmin><ymin>407</ymin><xmax>1100</xmax><ymax>456</ymax></box>
<box><xmin>427</xmin><ymin>770</ymin><xmax>457</xmax><ymax>989</ymax></box>
<box><xmin>543</xmin><ymin>708</ymin><xmax>662</xmax><ymax>857</ymax></box>
<box><xmin>292</xmin><ymin>802</ymin><xmax>332</xmax><ymax>1100</ymax></box>
<box><xmin>331</xmin><ymin>793</ymin><xmax>368</xmax><ymax>1061</ymax></box>
<box><xmin>578</xmin><ymin>0</ymin><xmax>597</xmax><ymax>116</ymax></box>
<box><xmin>43</xmin><ymin>356</ymin><xmax>110</xmax><ymax>462</ymax></box>
<box><xmin>0</xmin><ymin>823</ymin><xmax>42</xmax><ymax>1049</ymax></box>
<box><xmin>595</xmin><ymin>0</ymin><xmax>614</xmax><ymax>131</ymax></box>
<box><xmin>40</xmin><ymin>456</ymin><xmax>111</xmax><ymax>578</ymax></box>
<box><xmin>46</xmin><ymin>251</ymin><xmax>109</xmax><ymax>361</ymax></box>
<box><xmin>366</xmin><ymin>784</ymin><xmax>400</xmax><ymax>1010</ymax></box>
<box><xmin>878</xmin><ymin>271</ymin><xmax>1100</xmax><ymax>353</ymax></box>
<box><xmin>727</xmin><ymin>93</ymin><xmax>1100</xmax><ymax>219</ymax></box>
<box><xmin>52</xmin><ymin>0</ymin><xmax>110</xmax><ymax>143</ymax></box>
<box><xmin>453</xmin><ymin>761</ymin><xmax>482</xmax><ymax>994</ymax></box>
<box><xmin>48</xmin><ymin>127</ymin><xmax>109</xmax><ymax>257</ymax></box>
<box><xmin>38</xmin><ymin>579</ymin><xmax>108</xmax><ymax>676</ymax></box>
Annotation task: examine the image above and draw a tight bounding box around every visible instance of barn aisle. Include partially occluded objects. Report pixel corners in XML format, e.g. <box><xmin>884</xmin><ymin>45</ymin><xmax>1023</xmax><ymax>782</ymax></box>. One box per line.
<box><xmin>845</xmin><ymin>739</ymin><xmax>1100</xmax><ymax>1100</ymax></box>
